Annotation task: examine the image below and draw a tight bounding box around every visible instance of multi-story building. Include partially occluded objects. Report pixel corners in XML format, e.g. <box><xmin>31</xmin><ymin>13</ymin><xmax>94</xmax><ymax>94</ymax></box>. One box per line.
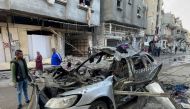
<box><xmin>160</xmin><ymin>12</ymin><xmax>188</xmax><ymax>51</ymax></box>
<box><xmin>144</xmin><ymin>0</ymin><xmax>163</xmax><ymax>42</ymax></box>
<box><xmin>156</xmin><ymin>0</ymin><xmax>163</xmax><ymax>35</ymax></box>
<box><xmin>160</xmin><ymin>12</ymin><xmax>176</xmax><ymax>50</ymax></box>
<box><xmin>94</xmin><ymin>0</ymin><xmax>147</xmax><ymax>50</ymax></box>
<box><xmin>0</xmin><ymin>0</ymin><xmax>100</xmax><ymax>63</ymax></box>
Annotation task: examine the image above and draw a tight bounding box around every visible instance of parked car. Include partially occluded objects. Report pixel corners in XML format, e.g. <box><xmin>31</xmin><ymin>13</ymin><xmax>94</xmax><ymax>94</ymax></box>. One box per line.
<box><xmin>37</xmin><ymin>47</ymin><xmax>162</xmax><ymax>109</ymax></box>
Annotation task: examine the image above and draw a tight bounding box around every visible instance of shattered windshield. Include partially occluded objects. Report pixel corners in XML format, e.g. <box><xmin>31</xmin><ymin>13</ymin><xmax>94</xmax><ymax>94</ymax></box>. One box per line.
<box><xmin>78</xmin><ymin>53</ymin><xmax>113</xmax><ymax>76</ymax></box>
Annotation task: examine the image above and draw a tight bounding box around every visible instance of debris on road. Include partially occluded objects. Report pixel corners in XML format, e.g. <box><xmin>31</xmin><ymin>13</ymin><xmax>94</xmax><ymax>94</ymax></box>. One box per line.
<box><xmin>162</xmin><ymin>83</ymin><xmax>190</xmax><ymax>109</ymax></box>
<box><xmin>30</xmin><ymin>46</ymin><xmax>171</xmax><ymax>109</ymax></box>
<box><xmin>1</xmin><ymin>47</ymin><xmax>190</xmax><ymax>109</ymax></box>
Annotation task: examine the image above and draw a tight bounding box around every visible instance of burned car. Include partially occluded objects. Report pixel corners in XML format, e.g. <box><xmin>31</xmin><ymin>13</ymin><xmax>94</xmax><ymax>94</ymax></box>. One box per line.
<box><xmin>38</xmin><ymin>47</ymin><xmax>162</xmax><ymax>109</ymax></box>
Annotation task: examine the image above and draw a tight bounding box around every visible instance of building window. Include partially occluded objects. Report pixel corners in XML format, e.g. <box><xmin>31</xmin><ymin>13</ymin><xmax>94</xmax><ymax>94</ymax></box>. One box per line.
<box><xmin>79</xmin><ymin>0</ymin><xmax>91</xmax><ymax>7</ymax></box>
<box><xmin>177</xmin><ymin>30</ymin><xmax>180</xmax><ymax>34</ymax></box>
<box><xmin>137</xmin><ymin>7</ymin><xmax>141</xmax><ymax>18</ymax></box>
<box><xmin>78</xmin><ymin>0</ymin><xmax>94</xmax><ymax>12</ymax></box>
<box><xmin>128</xmin><ymin>0</ymin><xmax>132</xmax><ymax>5</ymax></box>
<box><xmin>117</xmin><ymin>0</ymin><xmax>123</xmax><ymax>10</ymax></box>
<box><xmin>117</xmin><ymin>0</ymin><xmax>122</xmax><ymax>7</ymax></box>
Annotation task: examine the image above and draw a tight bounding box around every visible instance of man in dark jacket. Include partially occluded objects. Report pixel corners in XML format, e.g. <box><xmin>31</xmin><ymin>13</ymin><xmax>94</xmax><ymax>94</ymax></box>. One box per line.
<box><xmin>11</xmin><ymin>50</ymin><xmax>30</xmax><ymax>109</ymax></box>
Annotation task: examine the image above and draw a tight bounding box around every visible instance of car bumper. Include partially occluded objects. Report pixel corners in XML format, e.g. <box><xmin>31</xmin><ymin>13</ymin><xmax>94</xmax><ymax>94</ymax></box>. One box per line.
<box><xmin>67</xmin><ymin>105</ymin><xmax>90</xmax><ymax>109</ymax></box>
<box><xmin>46</xmin><ymin>105</ymin><xmax>90</xmax><ymax>109</ymax></box>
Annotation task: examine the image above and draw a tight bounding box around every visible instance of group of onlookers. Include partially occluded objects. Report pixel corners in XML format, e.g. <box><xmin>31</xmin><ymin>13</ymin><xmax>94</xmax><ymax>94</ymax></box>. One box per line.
<box><xmin>11</xmin><ymin>48</ymin><xmax>62</xmax><ymax>109</ymax></box>
<box><xmin>148</xmin><ymin>41</ymin><xmax>161</xmax><ymax>57</ymax></box>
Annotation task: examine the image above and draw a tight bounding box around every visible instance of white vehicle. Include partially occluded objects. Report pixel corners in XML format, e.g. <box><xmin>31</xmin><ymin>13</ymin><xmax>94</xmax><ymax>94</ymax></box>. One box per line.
<box><xmin>34</xmin><ymin>47</ymin><xmax>163</xmax><ymax>109</ymax></box>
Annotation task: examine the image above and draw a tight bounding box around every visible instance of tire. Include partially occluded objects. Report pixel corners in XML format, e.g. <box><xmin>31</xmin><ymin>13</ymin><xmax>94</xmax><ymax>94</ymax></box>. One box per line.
<box><xmin>90</xmin><ymin>101</ymin><xmax>108</xmax><ymax>109</ymax></box>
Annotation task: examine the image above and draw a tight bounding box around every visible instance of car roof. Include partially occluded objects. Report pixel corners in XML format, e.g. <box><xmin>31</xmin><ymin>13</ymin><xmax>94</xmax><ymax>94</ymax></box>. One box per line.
<box><xmin>94</xmin><ymin>46</ymin><xmax>142</xmax><ymax>61</ymax></box>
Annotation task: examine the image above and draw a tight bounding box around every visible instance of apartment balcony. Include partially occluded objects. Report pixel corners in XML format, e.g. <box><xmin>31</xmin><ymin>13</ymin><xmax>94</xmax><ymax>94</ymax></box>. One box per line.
<box><xmin>101</xmin><ymin>0</ymin><xmax>147</xmax><ymax>29</ymax></box>
<box><xmin>0</xmin><ymin>0</ymin><xmax>100</xmax><ymax>26</ymax></box>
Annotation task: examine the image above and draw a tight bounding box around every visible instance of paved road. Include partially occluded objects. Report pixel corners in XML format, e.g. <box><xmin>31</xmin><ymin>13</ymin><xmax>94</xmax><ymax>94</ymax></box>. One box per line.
<box><xmin>0</xmin><ymin>86</ymin><xmax>33</xmax><ymax>109</ymax></box>
<box><xmin>0</xmin><ymin>87</ymin><xmax>17</xmax><ymax>109</ymax></box>
<box><xmin>158</xmin><ymin>64</ymin><xmax>190</xmax><ymax>85</ymax></box>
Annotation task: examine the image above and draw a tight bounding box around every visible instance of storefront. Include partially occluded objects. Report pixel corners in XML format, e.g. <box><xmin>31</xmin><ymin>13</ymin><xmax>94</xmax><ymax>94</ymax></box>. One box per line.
<box><xmin>28</xmin><ymin>34</ymin><xmax>51</xmax><ymax>60</ymax></box>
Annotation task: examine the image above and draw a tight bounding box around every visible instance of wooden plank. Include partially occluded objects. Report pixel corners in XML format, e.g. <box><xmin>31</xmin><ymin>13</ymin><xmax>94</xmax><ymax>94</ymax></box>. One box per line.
<box><xmin>114</xmin><ymin>90</ymin><xmax>171</xmax><ymax>97</ymax></box>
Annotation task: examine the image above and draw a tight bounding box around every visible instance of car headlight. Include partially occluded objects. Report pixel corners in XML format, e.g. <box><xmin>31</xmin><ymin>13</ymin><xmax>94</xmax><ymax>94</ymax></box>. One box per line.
<box><xmin>45</xmin><ymin>95</ymin><xmax>78</xmax><ymax>108</ymax></box>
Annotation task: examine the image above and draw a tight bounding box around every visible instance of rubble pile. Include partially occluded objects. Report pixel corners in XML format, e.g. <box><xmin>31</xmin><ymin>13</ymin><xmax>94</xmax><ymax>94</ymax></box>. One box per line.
<box><xmin>61</xmin><ymin>56</ymin><xmax>87</xmax><ymax>69</ymax></box>
<box><xmin>0</xmin><ymin>72</ymin><xmax>10</xmax><ymax>80</ymax></box>
<box><xmin>63</xmin><ymin>56</ymin><xmax>87</xmax><ymax>64</ymax></box>
<box><xmin>28</xmin><ymin>47</ymin><xmax>190</xmax><ymax>109</ymax></box>
<box><xmin>163</xmin><ymin>84</ymin><xmax>190</xmax><ymax>109</ymax></box>
<box><xmin>0</xmin><ymin>72</ymin><xmax>12</xmax><ymax>87</ymax></box>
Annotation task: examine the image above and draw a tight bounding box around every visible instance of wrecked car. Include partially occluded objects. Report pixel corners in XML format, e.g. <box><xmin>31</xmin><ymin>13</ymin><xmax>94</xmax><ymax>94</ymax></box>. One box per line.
<box><xmin>38</xmin><ymin>47</ymin><xmax>162</xmax><ymax>109</ymax></box>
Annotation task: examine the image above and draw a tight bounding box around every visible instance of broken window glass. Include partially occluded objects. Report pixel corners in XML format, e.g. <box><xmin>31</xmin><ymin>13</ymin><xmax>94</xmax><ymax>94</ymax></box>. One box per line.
<box><xmin>79</xmin><ymin>0</ymin><xmax>91</xmax><ymax>7</ymax></box>
<box><xmin>132</xmin><ymin>56</ymin><xmax>145</xmax><ymax>70</ymax></box>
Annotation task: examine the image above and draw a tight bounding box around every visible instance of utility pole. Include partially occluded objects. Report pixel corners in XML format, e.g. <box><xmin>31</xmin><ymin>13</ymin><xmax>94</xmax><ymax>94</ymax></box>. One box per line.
<box><xmin>6</xmin><ymin>16</ymin><xmax>13</xmax><ymax>59</ymax></box>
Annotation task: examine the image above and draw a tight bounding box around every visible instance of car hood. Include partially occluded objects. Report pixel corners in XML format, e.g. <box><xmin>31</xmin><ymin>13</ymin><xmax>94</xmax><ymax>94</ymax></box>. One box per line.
<box><xmin>59</xmin><ymin>76</ymin><xmax>114</xmax><ymax>96</ymax></box>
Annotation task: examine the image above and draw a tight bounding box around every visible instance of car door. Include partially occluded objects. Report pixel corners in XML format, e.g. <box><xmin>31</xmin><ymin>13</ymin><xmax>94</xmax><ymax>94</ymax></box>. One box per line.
<box><xmin>113</xmin><ymin>58</ymin><xmax>136</xmax><ymax>106</ymax></box>
<box><xmin>130</xmin><ymin>54</ymin><xmax>154</xmax><ymax>82</ymax></box>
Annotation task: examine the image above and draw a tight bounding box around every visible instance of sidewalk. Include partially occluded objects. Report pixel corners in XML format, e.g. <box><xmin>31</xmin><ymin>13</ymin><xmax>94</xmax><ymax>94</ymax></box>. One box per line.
<box><xmin>0</xmin><ymin>59</ymin><xmax>51</xmax><ymax>71</ymax></box>
<box><xmin>154</xmin><ymin>51</ymin><xmax>190</xmax><ymax>70</ymax></box>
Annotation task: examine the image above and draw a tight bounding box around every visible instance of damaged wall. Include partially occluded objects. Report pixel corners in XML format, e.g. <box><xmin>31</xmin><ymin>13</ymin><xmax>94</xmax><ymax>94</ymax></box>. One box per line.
<box><xmin>1</xmin><ymin>27</ymin><xmax>11</xmax><ymax>61</ymax></box>
<box><xmin>11</xmin><ymin>0</ymin><xmax>66</xmax><ymax>20</ymax></box>
<box><xmin>92</xmin><ymin>25</ymin><xmax>105</xmax><ymax>47</ymax></box>
<box><xmin>65</xmin><ymin>33</ymin><xmax>92</xmax><ymax>56</ymax></box>
<box><xmin>57</xmin><ymin>32</ymin><xmax>65</xmax><ymax>57</ymax></box>
<box><xmin>0</xmin><ymin>0</ymin><xmax>100</xmax><ymax>26</ymax></box>
<box><xmin>18</xmin><ymin>28</ymin><xmax>29</xmax><ymax>57</ymax></box>
<box><xmin>0</xmin><ymin>23</ymin><xmax>64</xmax><ymax>62</ymax></box>
<box><xmin>101</xmin><ymin>0</ymin><xmax>147</xmax><ymax>28</ymax></box>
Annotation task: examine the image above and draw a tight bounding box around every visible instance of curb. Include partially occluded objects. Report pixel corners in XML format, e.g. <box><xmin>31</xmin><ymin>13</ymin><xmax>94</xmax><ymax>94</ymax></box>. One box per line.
<box><xmin>0</xmin><ymin>68</ymin><xmax>35</xmax><ymax>72</ymax></box>
<box><xmin>0</xmin><ymin>69</ymin><xmax>11</xmax><ymax>72</ymax></box>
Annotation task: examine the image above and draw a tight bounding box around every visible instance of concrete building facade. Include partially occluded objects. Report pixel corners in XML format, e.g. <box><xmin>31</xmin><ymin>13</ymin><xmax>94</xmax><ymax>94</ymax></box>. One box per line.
<box><xmin>145</xmin><ymin>0</ymin><xmax>158</xmax><ymax>36</ymax></box>
<box><xmin>144</xmin><ymin>0</ymin><xmax>163</xmax><ymax>43</ymax></box>
<box><xmin>160</xmin><ymin>12</ymin><xmax>188</xmax><ymax>51</ymax></box>
<box><xmin>95</xmin><ymin>0</ymin><xmax>147</xmax><ymax>50</ymax></box>
<box><xmin>0</xmin><ymin>0</ymin><xmax>100</xmax><ymax>62</ymax></box>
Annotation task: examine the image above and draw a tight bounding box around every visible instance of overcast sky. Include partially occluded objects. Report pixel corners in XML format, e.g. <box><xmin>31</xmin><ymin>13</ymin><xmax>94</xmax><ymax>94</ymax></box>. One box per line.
<box><xmin>163</xmin><ymin>0</ymin><xmax>190</xmax><ymax>31</ymax></box>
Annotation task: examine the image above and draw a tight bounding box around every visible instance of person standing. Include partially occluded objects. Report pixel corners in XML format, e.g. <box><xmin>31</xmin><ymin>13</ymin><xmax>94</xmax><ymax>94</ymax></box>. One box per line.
<box><xmin>51</xmin><ymin>48</ymin><xmax>62</xmax><ymax>66</ymax></box>
<box><xmin>35</xmin><ymin>51</ymin><xmax>43</xmax><ymax>77</ymax></box>
<box><xmin>155</xmin><ymin>42</ymin><xmax>161</xmax><ymax>57</ymax></box>
<box><xmin>11</xmin><ymin>50</ymin><xmax>30</xmax><ymax>109</ymax></box>
<box><xmin>175</xmin><ymin>46</ymin><xmax>178</xmax><ymax>54</ymax></box>
<box><xmin>88</xmin><ymin>47</ymin><xmax>92</xmax><ymax>57</ymax></box>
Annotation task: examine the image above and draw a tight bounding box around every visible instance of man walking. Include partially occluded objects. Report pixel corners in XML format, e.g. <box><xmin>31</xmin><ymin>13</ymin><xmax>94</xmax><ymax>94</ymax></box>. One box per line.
<box><xmin>11</xmin><ymin>50</ymin><xmax>30</xmax><ymax>109</ymax></box>
<box><xmin>51</xmin><ymin>48</ymin><xmax>62</xmax><ymax>66</ymax></box>
<box><xmin>35</xmin><ymin>51</ymin><xmax>43</xmax><ymax>77</ymax></box>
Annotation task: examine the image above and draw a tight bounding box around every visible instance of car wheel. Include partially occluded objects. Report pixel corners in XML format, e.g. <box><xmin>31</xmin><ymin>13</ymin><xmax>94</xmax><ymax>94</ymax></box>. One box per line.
<box><xmin>90</xmin><ymin>101</ymin><xmax>108</xmax><ymax>109</ymax></box>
